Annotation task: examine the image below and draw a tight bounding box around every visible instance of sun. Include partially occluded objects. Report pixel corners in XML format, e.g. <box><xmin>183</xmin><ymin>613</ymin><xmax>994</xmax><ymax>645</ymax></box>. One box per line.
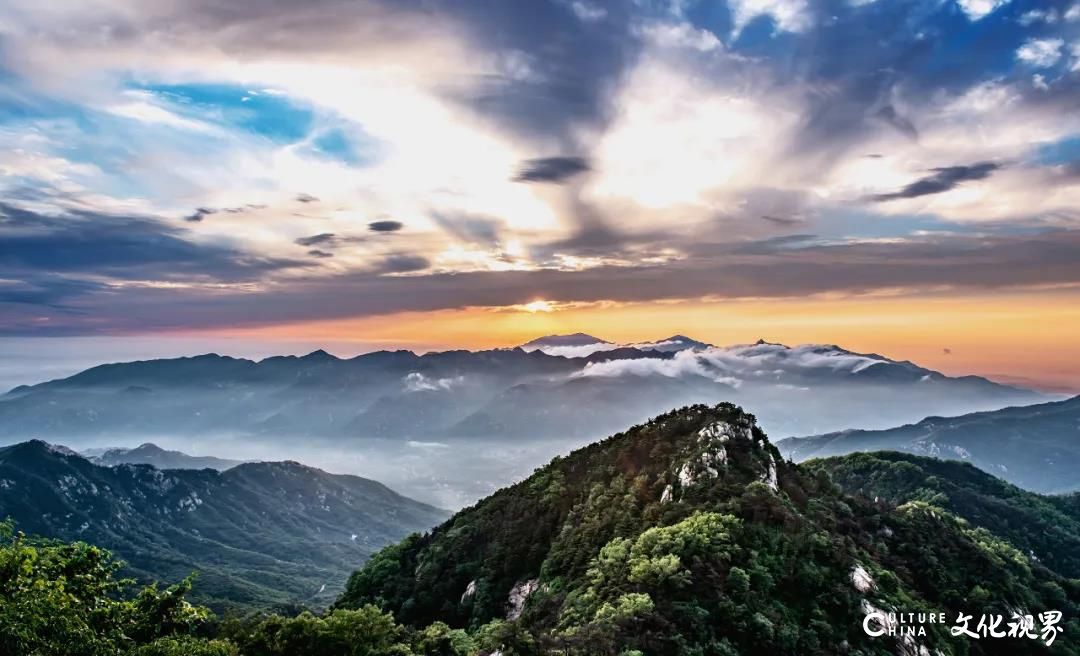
<box><xmin>520</xmin><ymin>300</ymin><xmax>556</xmax><ymax>313</ymax></box>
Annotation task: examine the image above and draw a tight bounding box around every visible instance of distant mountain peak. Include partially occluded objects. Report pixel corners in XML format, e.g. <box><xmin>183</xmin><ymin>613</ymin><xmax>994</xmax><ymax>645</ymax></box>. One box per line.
<box><xmin>752</xmin><ymin>338</ymin><xmax>787</xmax><ymax>347</ymax></box>
<box><xmin>25</xmin><ymin>439</ymin><xmax>77</xmax><ymax>455</ymax></box>
<box><xmin>520</xmin><ymin>333</ymin><xmax>609</xmax><ymax>349</ymax></box>
<box><xmin>648</xmin><ymin>335</ymin><xmax>713</xmax><ymax>351</ymax></box>
<box><xmin>88</xmin><ymin>443</ymin><xmax>244</xmax><ymax>472</ymax></box>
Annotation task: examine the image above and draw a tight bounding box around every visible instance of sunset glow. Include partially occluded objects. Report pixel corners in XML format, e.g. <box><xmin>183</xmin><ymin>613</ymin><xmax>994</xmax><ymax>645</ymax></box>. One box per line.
<box><xmin>0</xmin><ymin>0</ymin><xmax>1078</xmax><ymax>391</ymax></box>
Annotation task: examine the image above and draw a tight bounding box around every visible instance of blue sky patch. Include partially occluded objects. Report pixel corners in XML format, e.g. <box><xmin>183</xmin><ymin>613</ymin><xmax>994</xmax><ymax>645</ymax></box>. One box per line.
<box><xmin>130</xmin><ymin>81</ymin><xmax>315</xmax><ymax>143</ymax></box>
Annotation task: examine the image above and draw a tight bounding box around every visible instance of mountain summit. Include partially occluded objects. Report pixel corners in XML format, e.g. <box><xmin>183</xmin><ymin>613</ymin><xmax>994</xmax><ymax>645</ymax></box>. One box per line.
<box><xmin>338</xmin><ymin>403</ymin><xmax>1080</xmax><ymax>654</ymax></box>
<box><xmin>88</xmin><ymin>442</ymin><xmax>243</xmax><ymax>471</ymax></box>
<box><xmin>519</xmin><ymin>333</ymin><xmax>610</xmax><ymax>349</ymax></box>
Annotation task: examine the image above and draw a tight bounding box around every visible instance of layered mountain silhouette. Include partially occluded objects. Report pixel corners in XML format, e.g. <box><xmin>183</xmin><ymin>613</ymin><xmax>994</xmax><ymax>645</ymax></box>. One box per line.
<box><xmin>0</xmin><ymin>440</ymin><xmax>447</xmax><ymax>612</ymax></box>
<box><xmin>86</xmin><ymin>442</ymin><xmax>243</xmax><ymax>470</ymax></box>
<box><xmin>0</xmin><ymin>337</ymin><xmax>1046</xmax><ymax>444</ymax></box>
<box><xmin>778</xmin><ymin>395</ymin><xmax>1080</xmax><ymax>493</ymax></box>
<box><xmin>337</xmin><ymin>403</ymin><xmax>1080</xmax><ymax>654</ymax></box>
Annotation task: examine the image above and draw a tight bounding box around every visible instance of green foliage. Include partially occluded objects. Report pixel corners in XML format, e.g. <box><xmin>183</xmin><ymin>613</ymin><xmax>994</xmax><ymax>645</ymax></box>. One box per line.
<box><xmin>412</xmin><ymin>621</ymin><xmax>474</xmax><ymax>656</ymax></box>
<box><xmin>0</xmin><ymin>441</ymin><xmax>448</xmax><ymax>614</ymax></box>
<box><xmin>0</xmin><ymin>520</ymin><xmax>218</xmax><ymax>656</ymax></box>
<box><xmin>339</xmin><ymin>404</ymin><xmax>1080</xmax><ymax>655</ymax></box>
<box><xmin>809</xmin><ymin>451</ymin><xmax>1080</xmax><ymax>577</ymax></box>
<box><xmin>9</xmin><ymin>405</ymin><xmax>1080</xmax><ymax>656</ymax></box>
<box><xmin>224</xmin><ymin>607</ymin><xmax>414</xmax><ymax>656</ymax></box>
<box><xmin>129</xmin><ymin>637</ymin><xmax>238</xmax><ymax>656</ymax></box>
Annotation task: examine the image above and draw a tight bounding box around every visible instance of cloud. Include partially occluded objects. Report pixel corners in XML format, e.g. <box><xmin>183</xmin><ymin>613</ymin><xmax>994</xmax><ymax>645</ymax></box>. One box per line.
<box><xmin>0</xmin><ymin>203</ymin><xmax>303</xmax><ymax>282</ymax></box>
<box><xmin>403</xmin><ymin>372</ymin><xmax>462</xmax><ymax>392</ymax></box>
<box><xmin>184</xmin><ymin>207</ymin><xmax>217</xmax><ymax>223</ymax></box>
<box><xmin>573</xmin><ymin>348</ymin><xmax>739</xmax><ymax>386</ymax></box>
<box><xmin>0</xmin><ymin>275</ymin><xmax>104</xmax><ymax>307</ymax></box>
<box><xmin>574</xmin><ymin>342</ymin><xmax>886</xmax><ymax>386</ymax></box>
<box><xmin>513</xmin><ymin>156</ymin><xmax>590</xmax><ymax>183</ymax></box>
<box><xmin>525</xmin><ymin>337</ymin><xmax>701</xmax><ymax>358</ymax></box>
<box><xmin>2</xmin><ymin>0</ymin><xmax>1080</xmax><ymax>337</ymax></box>
<box><xmin>105</xmin><ymin>94</ymin><xmax>218</xmax><ymax>134</ymax></box>
<box><xmin>875</xmin><ymin>105</ymin><xmax>919</xmax><ymax>140</ymax></box>
<box><xmin>1016</xmin><ymin>38</ymin><xmax>1065</xmax><ymax>67</ymax></box>
<box><xmin>295</xmin><ymin>233</ymin><xmax>338</xmax><ymax>247</ymax></box>
<box><xmin>1018</xmin><ymin>9</ymin><xmax>1058</xmax><ymax>26</ymax></box>
<box><xmin>869</xmin><ymin>162</ymin><xmax>1002</xmax><ymax>201</ymax></box>
<box><xmin>378</xmin><ymin>254</ymin><xmax>430</xmax><ymax>274</ymax></box>
<box><xmin>639</xmin><ymin>22</ymin><xmax>723</xmax><ymax>52</ymax></box>
<box><xmin>760</xmin><ymin>214</ymin><xmax>804</xmax><ymax>226</ymax></box>
<box><xmin>6</xmin><ymin>226</ymin><xmax>1076</xmax><ymax>336</ymax></box>
<box><xmin>568</xmin><ymin>1</ymin><xmax>607</xmax><ymax>22</ymax></box>
<box><xmin>955</xmin><ymin>0</ymin><xmax>1010</xmax><ymax>21</ymax></box>
<box><xmin>726</xmin><ymin>0</ymin><xmax>812</xmax><ymax>35</ymax></box>
<box><xmin>525</xmin><ymin>342</ymin><xmax>614</xmax><ymax>358</ymax></box>
<box><xmin>368</xmin><ymin>220</ymin><xmax>403</xmax><ymax>232</ymax></box>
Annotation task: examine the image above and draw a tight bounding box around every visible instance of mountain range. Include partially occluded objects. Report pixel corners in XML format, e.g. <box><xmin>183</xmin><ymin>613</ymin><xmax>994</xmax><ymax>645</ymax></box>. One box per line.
<box><xmin>337</xmin><ymin>403</ymin><xmax>1080</xmax><ymax>655</ymax></box>
<box><xmin>0</xmin><ymin>440</ymin><xmax>448</xmax><ymax>612</ymax></box>
<box><xmin>85</xmin><ymin>442</ymin><xmax>243</xmax><ymax>470</ymax></box>
<box><xmin>778</xmin><ymin>395</ymin><xmax>1080</xmax><ymax>494</ymax></box>
<box><xmin>0</xmin><ymin>335</ymin><xmax>1046</xmax><ymax>448</ymax></box>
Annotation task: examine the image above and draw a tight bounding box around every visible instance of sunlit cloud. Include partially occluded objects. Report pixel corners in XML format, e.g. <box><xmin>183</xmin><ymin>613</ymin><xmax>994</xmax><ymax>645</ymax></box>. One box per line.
<box><xmin>0</xmin><ymin>0</ymin><xmax>1078</xmax><ymax>367</ymax></box>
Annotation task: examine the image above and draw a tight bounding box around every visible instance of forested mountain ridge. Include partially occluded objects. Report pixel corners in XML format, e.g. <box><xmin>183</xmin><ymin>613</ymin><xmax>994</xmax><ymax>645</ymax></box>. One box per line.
<box><xmin>0</xmin><ymin>440</ymin><xmax>447</xmax><ymax>612</ymax></box>
<box><xmin>6</xmin><ymin>405</ymin><xmax>1080</xmax><ymax>655</ymax></box>
<box><xmin>337</xmin><ymin>403</ymin><xmax>1080</xmax><ymax>655</ymax></box>
<box><xmin>807</xmin><ymin>451</ymin><xmax>1080</xmax><ymax>578</ymax></box>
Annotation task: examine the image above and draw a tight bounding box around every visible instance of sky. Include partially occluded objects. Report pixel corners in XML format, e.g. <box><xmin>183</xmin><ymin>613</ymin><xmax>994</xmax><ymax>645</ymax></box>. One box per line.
<box><xmin>1</xmin><ymin>0</ymin><xmax>1080</xmax><ymax>392</ymax></box>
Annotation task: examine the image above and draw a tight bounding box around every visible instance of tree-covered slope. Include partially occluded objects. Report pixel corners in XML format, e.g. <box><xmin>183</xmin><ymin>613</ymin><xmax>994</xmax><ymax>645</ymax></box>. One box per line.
<box><xmin>337</xmin><ymin>403</ymin><xmax>1080</xmax><ymax>655</ymax></box>
<box><xmin>0</xmin><ymin>441</ymin><xmax>447</xmax><ymax>612</ymax></box>
<box><xmin>806</xmin><ymin>451</ymin><xmax>1080</xmax><ymax>579</ymax></box>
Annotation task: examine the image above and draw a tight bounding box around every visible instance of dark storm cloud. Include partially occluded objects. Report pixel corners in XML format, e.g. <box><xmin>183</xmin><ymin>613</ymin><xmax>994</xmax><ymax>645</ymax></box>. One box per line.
<box><xmin>8</xmin><ymin>227</ymin><xmax>1079</xmax><ymax>336</ymax></box>
<box><xmin>0</xmin><ymin>275</ymin><xmax>104</xmax><ymax>307</ymax></box>
<box><xmin>295</xmin><ymin>233</ymin><xmax>338</xmax><ymax>247</ymax></box>
<box><xmin>442</xmin><ymin>1</ymin><xmax>644</xmax><ymax>145</ymax></box>
<box><xmin>870</xmin><ymin>162</ymin><xmax>1002</xmax><ymax>202</ymax></box>
<box><xmin>0</xmin><ymin>203</ymin><xmax>304</xmax><ymax>284</ymax></box>
<box><xmin>513</xmin><ymin>156</ymin><xmax>590</xmax><ymax>183</ymax></box>
<box><xmin>307</xmin><ymin>249</ymin><xmax>334</xmax><ymax>258</ymax></box>
<box><xmin>368</xmin><ymin>220</ymin><xmax>403</xmax><ymax>232</ymax></box>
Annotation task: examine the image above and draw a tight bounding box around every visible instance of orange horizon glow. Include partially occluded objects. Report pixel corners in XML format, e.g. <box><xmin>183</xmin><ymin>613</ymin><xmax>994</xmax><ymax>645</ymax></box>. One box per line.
<box><xmin>191</xmin><ymin>287</ymin><xmax>1080</xmax><ymax>394</ymax></box>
